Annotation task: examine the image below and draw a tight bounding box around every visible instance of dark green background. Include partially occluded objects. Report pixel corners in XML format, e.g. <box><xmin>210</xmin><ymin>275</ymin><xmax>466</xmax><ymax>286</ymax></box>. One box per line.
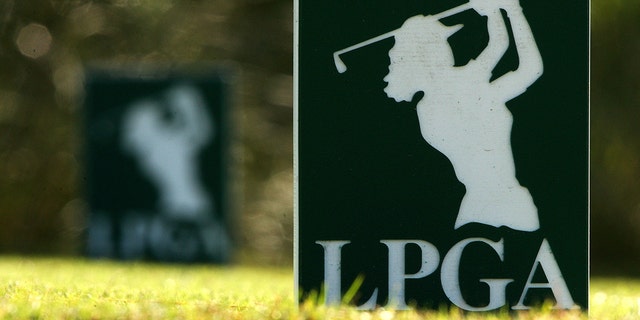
<box><xmin>297</xmin><ymin>0</ymin><xmax>588</xmax><ymax>308</ymax></box>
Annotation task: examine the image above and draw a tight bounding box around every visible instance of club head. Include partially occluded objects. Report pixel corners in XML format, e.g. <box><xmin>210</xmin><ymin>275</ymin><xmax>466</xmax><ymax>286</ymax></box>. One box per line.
<box><xmin>334</xmin><ymin>54</ymin><xmax>347</xmax><ymax>73</ymax></box>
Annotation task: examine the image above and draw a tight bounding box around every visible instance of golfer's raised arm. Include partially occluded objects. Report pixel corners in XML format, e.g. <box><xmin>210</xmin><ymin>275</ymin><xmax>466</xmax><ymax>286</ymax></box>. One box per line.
<box><xmin>493</xmin><ymin>1</ymin><xmax>544</xmax><ymax>96</ymax></box>
<box><xmin>473</xmin><ymin>3</ymin><xmax>509</xmax><ymax>74</ymax></box>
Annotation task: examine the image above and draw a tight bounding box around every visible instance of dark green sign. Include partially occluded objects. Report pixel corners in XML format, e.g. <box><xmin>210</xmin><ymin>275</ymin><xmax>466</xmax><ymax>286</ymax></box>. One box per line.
<box><xmin>295</xmin><ymin>0</ymin><xmax>588</xmax><ymax>310</ymax></box>
<box><xmin>84</xmin><ymin>67</ymin><xmax>233</xmax><ymax>263</ymax></box>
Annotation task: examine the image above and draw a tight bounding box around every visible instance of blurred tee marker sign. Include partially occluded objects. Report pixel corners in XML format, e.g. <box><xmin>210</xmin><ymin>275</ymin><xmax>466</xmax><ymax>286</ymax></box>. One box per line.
<box><xmin>85</xmin><ymin>69</ymin><xmax>232</xmax><ymax>264</ymax></box>
<box><xmin>295</xmin><ymin>0</ymin><xmax>588</xmax><ymax>311</ymax></box>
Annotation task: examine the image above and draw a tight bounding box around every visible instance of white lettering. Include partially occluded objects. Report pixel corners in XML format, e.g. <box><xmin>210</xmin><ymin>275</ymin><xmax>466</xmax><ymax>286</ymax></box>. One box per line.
<box><xmin>513</xmin><ymin>239</ymin><xmax>579</xmax><ymax>310</ymax></box>
<box><xmin>441</xmin><ymin>238</ymin><xmax>513</xmax><ymax>311</ymax></box>
<box><xmin>315</xmin><ymin>238</ymin><xmax>578</xmax><ymax>311</ymax></box>
<box><xmin>381</xmin><ymin>240</ymin><xmax>440</xmax><ymax>309</ymax></box>
<box><xmin>316</xmin><ymin>240</ymin><xmax>378</xmax><ymax>308</ymax></box>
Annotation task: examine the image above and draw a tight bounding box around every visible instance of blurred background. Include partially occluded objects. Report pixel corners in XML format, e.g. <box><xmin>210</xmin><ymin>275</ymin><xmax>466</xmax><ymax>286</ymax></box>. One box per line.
<box><xmin>0</xmin><ymin>0</ymin><xmax>293</xmax><ymax>265</ymax></box>
<box><xmin>0</xmin><ymin>0</ymin><xmax>637</xmax><ymax>273</ymax></box>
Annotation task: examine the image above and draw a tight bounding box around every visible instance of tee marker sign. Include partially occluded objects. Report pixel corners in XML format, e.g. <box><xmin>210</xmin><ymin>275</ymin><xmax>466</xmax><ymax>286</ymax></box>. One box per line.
<box><xmin>295</xmin><ymin>0</ymin><xmax>588</xmax><ymax>311</ymax></box>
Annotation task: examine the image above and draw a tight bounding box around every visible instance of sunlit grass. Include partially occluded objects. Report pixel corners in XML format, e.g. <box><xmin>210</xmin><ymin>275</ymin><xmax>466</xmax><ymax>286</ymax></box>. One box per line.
<box><xmin>590</xmin><ymin>278</ymin><xmax>640</xmax><ymax>320</ymax></box>
<box><xmin>0</xmin><ymin>257</ymin><xmax>293</xmax><ymax>319</ymax></box>
<box><xmin>0</xmin><ymin>256</ymin><xmax>637</xmax><ymax>319</ymax></box>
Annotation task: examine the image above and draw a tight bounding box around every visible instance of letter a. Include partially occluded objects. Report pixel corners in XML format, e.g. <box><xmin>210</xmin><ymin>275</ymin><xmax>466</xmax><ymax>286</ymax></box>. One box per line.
<box><xmin>513</xmin><ymin>239</ymin><xmax>579</xmax><ymax>310</ymax></box>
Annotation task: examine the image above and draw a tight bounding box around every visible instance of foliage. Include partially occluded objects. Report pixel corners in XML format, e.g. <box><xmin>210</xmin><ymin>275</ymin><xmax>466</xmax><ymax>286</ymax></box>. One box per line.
<box><xmin>0</xmin><ymin>257</ymin><xmax>637</xmax><ymax>319</ymax></box>
<box><xmin>590</xmin><ymin>0</ymin><xmax>640</xmax><ymax>273</ymax></box>
<box><xmin>0</xmin><ymin>0</ymin><xmax>293</xmax><ymax>263</ymax></box>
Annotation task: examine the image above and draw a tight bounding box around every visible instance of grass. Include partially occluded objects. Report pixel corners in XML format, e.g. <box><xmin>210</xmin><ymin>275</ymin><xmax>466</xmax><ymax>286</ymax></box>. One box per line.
<box><xmin>0</xmin><ymin>257</ymin><xmax>637</xmax><ymax>319</ymax></box>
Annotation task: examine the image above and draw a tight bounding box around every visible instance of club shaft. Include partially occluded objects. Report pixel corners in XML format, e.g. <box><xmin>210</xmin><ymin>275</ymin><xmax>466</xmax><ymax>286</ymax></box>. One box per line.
<box><xmin>333</xmin><ymin>2</ymin><xmax>472</xmax><ymax>72</ymax></box>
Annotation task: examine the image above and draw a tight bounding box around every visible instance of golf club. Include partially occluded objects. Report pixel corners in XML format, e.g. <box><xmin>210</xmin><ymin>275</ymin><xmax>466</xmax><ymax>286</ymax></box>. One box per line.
<box><xmin>334</xmin><ymin>2</ymin><xmax>472</xmax><ymax>73</ymax></box>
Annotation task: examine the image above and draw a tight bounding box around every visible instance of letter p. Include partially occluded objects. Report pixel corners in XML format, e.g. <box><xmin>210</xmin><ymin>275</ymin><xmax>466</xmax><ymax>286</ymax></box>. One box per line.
<box><xmin>381</xmin><ymin>240</ymin><xmax>440</xmax><ymax>309</ymax></box>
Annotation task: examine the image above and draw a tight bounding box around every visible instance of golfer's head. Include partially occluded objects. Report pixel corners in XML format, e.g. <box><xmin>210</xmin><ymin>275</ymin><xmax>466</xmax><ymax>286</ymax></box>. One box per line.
<box><xmin>383</xmin><ymin>15</ymin><xmax>460</xmax><ymax>102</ymax></box>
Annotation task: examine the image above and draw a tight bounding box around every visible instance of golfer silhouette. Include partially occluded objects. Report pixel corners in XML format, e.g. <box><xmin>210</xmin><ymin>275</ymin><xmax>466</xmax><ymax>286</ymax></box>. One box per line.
<box><xmin>122</xmin><ymin>84</ymin><xmax>230</xmax><ymax>261</ymax></box>
<box><xmin>122</xmin><ymin>84</ymin><xmax>214</xmax><ymax>218</ymax></box>
<box><xmin>335</xmin><ymin>0</ymin><xmax>543</xmax><ymax>231</ymax></box>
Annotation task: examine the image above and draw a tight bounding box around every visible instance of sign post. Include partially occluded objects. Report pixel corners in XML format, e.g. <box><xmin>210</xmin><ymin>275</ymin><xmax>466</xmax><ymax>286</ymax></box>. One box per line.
<box><xmin>295</xmin><ymin>0</ymin><xmax>588</xmax><ymax>310</ymax></box>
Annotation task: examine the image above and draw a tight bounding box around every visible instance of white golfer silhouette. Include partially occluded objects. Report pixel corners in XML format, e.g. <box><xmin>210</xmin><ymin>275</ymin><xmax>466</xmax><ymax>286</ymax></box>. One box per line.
<box><xmin>122</xmin><ymin>84</ymin><xmax>230</xmax><ymax>261</ymax></box>
<box><xmin>335</xmin><ymin>0</ymin><xmax>543</xmax><ymax>231</ymax></box>
<box><xmin>122</xmin><ymin>84</ymin><xmax>214</xmax><ymax>218</ymax></box>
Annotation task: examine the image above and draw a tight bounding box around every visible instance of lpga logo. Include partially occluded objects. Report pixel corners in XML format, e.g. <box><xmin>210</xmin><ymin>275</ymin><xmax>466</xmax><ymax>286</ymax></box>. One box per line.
<box><xmin>334</xmin><ymin>0</ymin><xmax>543</xmax><ymax>232</ymax></box>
